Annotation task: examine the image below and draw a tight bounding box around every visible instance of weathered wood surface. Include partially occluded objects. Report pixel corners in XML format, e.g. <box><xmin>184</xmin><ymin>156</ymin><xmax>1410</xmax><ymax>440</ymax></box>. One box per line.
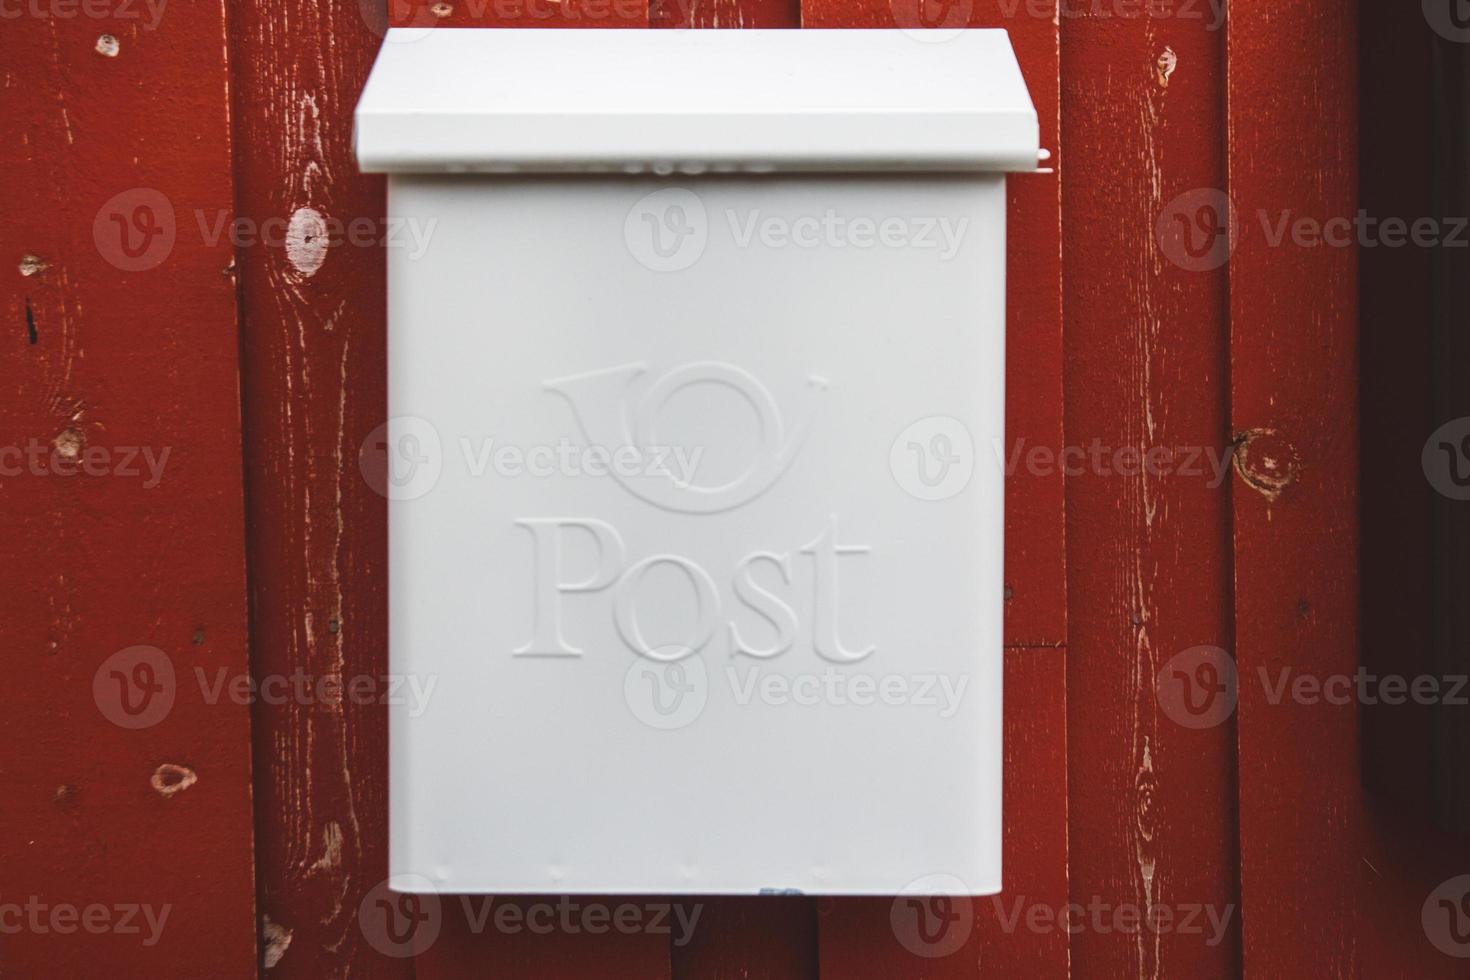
<box><xmin>0</xmin><ymin>2</ymin><xmax>257</xmax><ymax>975</ymax></box>
<box><xmin>15</xmin><ymin>2</ymin><xmax>1463</xmax><ymax>977</ymax></box>
<box><xmin>1225</xmin><ymin>1</ymin><xmax>1470</xmax><ymax>977</ymax></box>
<box><xmin>1226</xmin><ymin>0</ymin><xmax>1359</xmax><ymax>974</ymax></box>
<box><xmin>652</xmin><ymin>0</ymin><xmax>794</xmax><ymax>28</ymax></box>
<box><xmin>231</xmin><ymin>0</ymin><xmax>399</xmax><ymax>974</ymax></box>
<box><xmin>1062</xmin><ymin>5</ymin><xmax>1239</xmax><ymax>978</ymax></box>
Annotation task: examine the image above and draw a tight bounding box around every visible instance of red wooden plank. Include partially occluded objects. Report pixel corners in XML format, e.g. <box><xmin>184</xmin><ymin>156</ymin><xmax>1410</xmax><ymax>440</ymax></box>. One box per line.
<box><xmin>815</xmin><ymin>650</ymin><xmax>1069</xmax><ymax>977</ymax></box>
<box><xmin>1225</xmin><ymin>0</ymin><xmax>1374</xmax><ymax>976</ymax></box>
<box><xmin>1224</xmin><ymin>0</ymin><xmax>1357</xmax><ymax>972</ymax></box>
<box><xmin>1061</xmin><ymin>7</ymin><xmax>1239</xmax><ymax>979</ymax></box>
<box><xmin>802</xmin><ymin>0</ymin><xmax>1067</xmax><ymax>650</ymax></box>
<box><xmin>0</xmin><ymin>6</ymin><xmax>256</xmax><ymax>977</ymax></box>
<box><xmin>229</xmin><ymin>0</ymin><xmax>402</xmax><ymax>975</ymax></box>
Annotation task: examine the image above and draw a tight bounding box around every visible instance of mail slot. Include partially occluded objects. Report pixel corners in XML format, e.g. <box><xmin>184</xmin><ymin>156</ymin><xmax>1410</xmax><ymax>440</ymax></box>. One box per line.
<box><xmin>356</xmin><ymin>27</ymin><xmax>1039</xmax><ymax>896</ymax></box>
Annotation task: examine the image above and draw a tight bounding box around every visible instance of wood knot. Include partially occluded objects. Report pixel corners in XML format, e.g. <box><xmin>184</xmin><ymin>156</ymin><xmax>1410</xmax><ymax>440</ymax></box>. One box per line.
<box><xmin>1232</xmin><ymin>427</ymin><xmax>1299</xmax><ymax>501</ymax></box>
<box><xmin>151</xmin><ymin>763</ymin><xmax>197</xmax><ymax>798</ymax></box>
<box><xmin>1156</xmin><ymin>46</ymin><xmax>1178</xmax><ymax>88</ymax></box>
<box><xmin>53</xmin><ymin>426</ymin><xmax>85</xmax><ymax>460</ymax></box>
<box><xmin>262</xmin><ymin>916</ymin><xmax>293</xmax><ymax>969</ymax></box>
<box><xmin>1134</xmin><ymin>743</ymin><xmax>1158</xmax><ymax>844</ymax></box>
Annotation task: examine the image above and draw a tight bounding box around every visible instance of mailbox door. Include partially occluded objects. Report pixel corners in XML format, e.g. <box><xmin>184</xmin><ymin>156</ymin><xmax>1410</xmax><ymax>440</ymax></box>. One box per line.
<box><xmin>388</xmin><ymin>174</ymin><xmax>1007</xmax><ymax>895</ymax></box>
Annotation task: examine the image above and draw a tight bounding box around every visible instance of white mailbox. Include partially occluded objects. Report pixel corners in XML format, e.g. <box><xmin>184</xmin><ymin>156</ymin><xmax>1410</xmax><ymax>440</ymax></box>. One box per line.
<box><xmin>356</xmin><ymin>28</ymin><xmax>1038</xmax><ymax>897</ymax></box>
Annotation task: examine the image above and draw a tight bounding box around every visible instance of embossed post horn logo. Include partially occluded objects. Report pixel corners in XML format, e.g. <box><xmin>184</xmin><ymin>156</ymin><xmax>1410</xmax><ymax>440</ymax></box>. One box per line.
<box><xmin>545</xmin><ymin>361</ymin><xmax>826</xmax><ymax>514</ymax></box>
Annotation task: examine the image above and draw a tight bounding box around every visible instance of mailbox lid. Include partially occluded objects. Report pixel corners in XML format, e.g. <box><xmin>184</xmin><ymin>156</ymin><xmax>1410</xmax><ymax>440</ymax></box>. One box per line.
<box><xmin>355</xmin><ymin>28</ymin><xmax>1039</xmax><ymax>173</ymax></box>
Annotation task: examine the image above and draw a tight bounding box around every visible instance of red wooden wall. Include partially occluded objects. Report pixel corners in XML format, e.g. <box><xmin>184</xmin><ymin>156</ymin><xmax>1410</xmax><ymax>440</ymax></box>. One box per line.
<box><xmin>4</xmin><ymin>0</ymin><xmax>1468</xmax><ymax>976</ymax></box>
<box><xmin>1</xmin><ymin>5</ymin><xmax>258</xmax><ymax>976</ymax></box>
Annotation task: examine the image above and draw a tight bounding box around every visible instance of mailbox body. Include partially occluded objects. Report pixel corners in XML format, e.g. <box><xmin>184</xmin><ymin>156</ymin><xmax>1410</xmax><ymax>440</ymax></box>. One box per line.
<box><xmin>357</xmin><ymin>28</ymin><xmax>1038</xmax><ymax>896</ymax></box>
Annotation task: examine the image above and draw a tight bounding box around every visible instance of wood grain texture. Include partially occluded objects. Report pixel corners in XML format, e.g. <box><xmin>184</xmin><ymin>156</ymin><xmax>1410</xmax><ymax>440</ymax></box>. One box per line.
<box><xmin>1226</xmin><ymin>0</ymin><xmax>1359</xmax><ymax>976</ymax></box>
<box><xmin>6</xmin><ymin>4</ymin><xmax>1462</xmax><ymax>978</ymax></box>
<box><xmin>1226</xmin><ymin>1</ymin><xmax>1470</xmax><ymax>977</ymax></box>
<box><xmin>1061</xmin><ymin>6</ymin><xmax>1239</xmax><ymax>978</ymax></box>
<box><xmin>814</xmin><ymin>650</ymin><xmax>1069</xmax><ymax>977</ymax></box>
<box><xmin>651</xmin><ymin>0</ymin><xmax>795</xmax><ymax>29</ymax></box>
<box><xmin>229</xmin><ymin>0</ymin><xmax>398</xmax><ymax>975</ymax></box>
<box><xmin>0</xmin><ymin>3</ymin><xmax>257</xmax><ymax>976</ymax></box>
